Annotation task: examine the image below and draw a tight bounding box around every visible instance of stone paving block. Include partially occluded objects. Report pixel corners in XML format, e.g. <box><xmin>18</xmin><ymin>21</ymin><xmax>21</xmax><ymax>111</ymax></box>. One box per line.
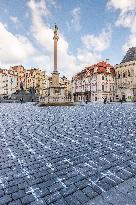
<box><xmin>30</xmin><ymin>200</ymin><xmax>46</xmax><ymax>205</ymax></box>
<box><xmin>97</xmin><ymin>181</ymin><xmax>112</xmax><ymax>191</ymax></box>
<box><xmin>104</xmin><ymin>192</ymin><xmax>136</xmax><ymax>205</ymax></box>
<box><xmin>73</xmin><ymin>190</ymin><xmax>90</xmax><ymax>204</ymax></box>
<box><xmin>75</xmin><ymin>179</ymin><xmax>89</xmax><ymax>189</ymax></box>
<box><xmin>44</xmin><ymin>191</ymin><xmax>62</xmax><ymax>204</ymax></box>
<box><xmin>0</xmin><ymin>184</ymin><xmax>4</xmax><ymax>191</ymax></box>
<box><xmin>28</xmin><ymin>177</ymin><xmax>43</xmax><ymax>186</ymax></box>
<box><xmin>82</xmin><ymin>186</ymin><xmax>98</xmax><ymax>199</ymax></box>
<box><xmin>105</xmin><ymin>173</ymin><xmax>123</xmax><ymax>185</ymax></box>
<box><xmin>126</xmin><ymin>165</ymin><xmax>136</xmax><ymax>175</ymax></box>
<box><xmin>60</xmin><ymin>184</ymin><xmax>77</xmax><ymax>197</ymax></box>
<box><xmin>21</xmin><ymin>194</ymin><xmax>35</xmax><ymax>204</ymax></box>
<box><xmin>65</xmin><ymin>195</ymin><xmax>81</xmax><ymax>205</ymax></box>
<box><xmin>0</xmin><ymin>190</ymin><xmax>4</xmax><ymax>198</ymax></box>
<box><xmin>5</xmin><ymin>185</ymin><xmax>18</xmax><ymax>194</ymax></box>
<box><xmin>8</xmin><ymin>180</ymin><xmax>18</xmax><ymax>187</ymax></box>
<box><xmin>116</xmin><ymin>169</ymin><xmax>133</xmax><ymax>180</ymax></box>
<box><xmin>8</xmin><ymin>199</ymin><xmax>22</xmax><ymax>205</ymax></box>
<box><xmin>127</xmin><ymin>189</ymin><xmax>136</xmax><ymax>202</ymax></box>
<box><xmin>85</xmin><ymin>195</ymin><xmax>106</xmax><ymax>205</ymax></box>
<box><xmin>48</xmin><ymin>182</ymin><xmax>63</xmax><ymax>193</ymax></box>
<box><xmin>90</xmin><ymin>184</ymin><xmax>103</xmax><ymax>195</ymax></box>
<box><xmin>116</xmin><ymin>180</ymin><xmax>134</xmax><ymax>194</ymax></box>
<box><xmin>42</xmin><ymin>179</ymin><xmax>56</xmax><ymax>188</ymax></box>
<box><xmin>51</xmin><ymin>198</ymin><xmax>68</xmax><ymax>205</ymax></box>
<box><xmin>0</xmin><ymin>194</ymin><xmax>12</xmax><ymax>205</ymax></box>
<box><xmin>12</xmin><ymin>190</ymin><xmax>25</xmax><ymax>200</ymax></box>
<box><xmin>18</xmin><ymin>182</ymin><xmax>29</xmax><ymax>190</ymax></box>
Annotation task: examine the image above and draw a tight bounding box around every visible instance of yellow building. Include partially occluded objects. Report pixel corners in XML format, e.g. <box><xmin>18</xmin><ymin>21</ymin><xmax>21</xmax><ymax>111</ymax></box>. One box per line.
<box><xmin>60</xmin><ymin>76</ymin><xmax>72</xmax><ymax>98</ymax></box>
<box><xmin>48</xmin><ymin>75</ymin><xmax>72</xmax><ymax>98</ymax></box>
<box><xmin>27</xmin><ymin>68</ymin><xmax>48</xmax><ymax>96</ymax></box>
<box><xmin>9</xmin><ymin>66</ymin><xmax>48</xmax><ymax>96</ymax></box>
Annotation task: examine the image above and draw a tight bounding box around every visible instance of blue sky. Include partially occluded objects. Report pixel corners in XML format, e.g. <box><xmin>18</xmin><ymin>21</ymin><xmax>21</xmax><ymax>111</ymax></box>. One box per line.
<box><xmin>0</xmin><ymin>0</ymin><xmax>136</xmax><ymax>78</ymax></box>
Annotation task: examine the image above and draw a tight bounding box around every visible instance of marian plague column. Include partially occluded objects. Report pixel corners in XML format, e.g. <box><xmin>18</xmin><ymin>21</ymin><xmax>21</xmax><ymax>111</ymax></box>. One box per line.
<box><xmin>39</xmin><ymin>24</ymin><xmax>73</xmax><ymax>104</ymax></box>
<box><xmin>52</xmin><ymin>24</ymin><xmax>59</xmax><ymax>86</ymax></box>
<box><xmin>47</xmin><ymin>24</ymin><xmax>65</xmax><ymax>100</ymax></box>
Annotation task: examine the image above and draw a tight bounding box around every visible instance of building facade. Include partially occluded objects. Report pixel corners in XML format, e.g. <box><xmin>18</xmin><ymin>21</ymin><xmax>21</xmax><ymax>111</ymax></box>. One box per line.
<box><xmin>72</xmin><ymin>61</ymin><xmax>115</xmax><ymax>102</ymax></box>
<box><xmin>9</xmin><ymin>65</ymin><xmax>26</xmax><ymax>91</ymax></box>
<box><xmin>0</xmin><ymin>66</ymin><xmax>48</xmax><ymax>98</ymax></box>
<box><xmin>115</xmin><ymin>47</ymin><xmax>136</xmax><ymax>102</ymax></box>
<box><xmin>26</xmin><ymin>68</ymin><xmax>48</xmax><ymax>96</ymax></box>
<box><xmin>115</xmin><ymin>61</ymin><xmax>136</xmax><ymax>102</ymax></box>
<box><xmin>59</xmin><ymin>76</ymin><xmax>72</xmax><ymax>98</ymax></box>
<box><xmin>0</xmin><ymin>69</ymin><xmax>17</xmax><ymax>97</ymax></box>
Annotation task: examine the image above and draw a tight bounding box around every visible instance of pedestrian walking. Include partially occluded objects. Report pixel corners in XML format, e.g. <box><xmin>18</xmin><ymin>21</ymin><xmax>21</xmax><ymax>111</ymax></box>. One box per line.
<box><xmin>119</xmin><ymin>98</ymin><xmax>123</xmax><ymax>104</ymax></box>
<box><xmin>104</xmin><ymin>97</ymin><xmax>107</xmax><ymax>104</ymax></box>
<box><xmin>20</xmin><ymin>98</ymin><xmax>23</xmax><ymax>104</ymax></box>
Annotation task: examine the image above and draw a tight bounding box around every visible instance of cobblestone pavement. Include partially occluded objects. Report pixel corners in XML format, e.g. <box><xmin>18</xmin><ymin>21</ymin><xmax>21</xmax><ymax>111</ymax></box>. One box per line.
<box><xmin>0</xmin><ymin>103</ymin><xmax>136</xmax><ymax>205</ymax></box>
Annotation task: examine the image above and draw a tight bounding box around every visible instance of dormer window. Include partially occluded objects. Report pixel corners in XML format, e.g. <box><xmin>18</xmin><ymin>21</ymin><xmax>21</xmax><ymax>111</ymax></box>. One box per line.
<box><xmin>123</xmin><ymin>73</ymin><xmax>126</xmax><ymax>78</ymax></box>
<box><xmin>94</xmin><ymin>67</ymin><xmax>98</xmax><ymax>73</ymax></box>
<box><xmin>106</xmin><ymin>67</ymin><xmax>110</xmax><ymax>73</ymax></box>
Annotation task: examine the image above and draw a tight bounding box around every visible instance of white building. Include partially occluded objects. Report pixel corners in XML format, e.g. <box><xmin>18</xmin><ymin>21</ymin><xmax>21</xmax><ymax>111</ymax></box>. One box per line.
<box><xmin>72</xmin><ymin>61</ymin><xmax>115</xmax><ymax>102</ymax></box>
<box><xmin>8</xmin><ymin>72</ymin><xmax>17</xmax><ymax>96</ymax></box>
<box><xmin>0</xmin><ymin>69</ymin><xmax>17</xmax><ymax>98</ymax></box>
<box><xmin>0</xmin><ymin>70</ymin><xmax>7</xmax><ymax>96</ymax></box>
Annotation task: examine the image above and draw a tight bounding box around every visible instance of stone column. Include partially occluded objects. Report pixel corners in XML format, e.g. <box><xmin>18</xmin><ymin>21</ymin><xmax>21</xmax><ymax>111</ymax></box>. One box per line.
<box><xmin>53</xmin><ymin>24</ymin><xmax>59</xmax><ymax>73</ymax></box>
<box><xmin>52</xmin><ymin>24</ymin><xmax>60</xmax><ymax>87</ymax></box>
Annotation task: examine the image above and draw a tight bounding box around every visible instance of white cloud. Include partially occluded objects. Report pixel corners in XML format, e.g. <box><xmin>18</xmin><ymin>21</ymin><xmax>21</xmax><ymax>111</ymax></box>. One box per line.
<box><xmin>123</xmin><ymin>33</ymin><xmax>136</xmax><ymax>51</ymax></box>
<box><xmin>116</xmin><ymin>11</ymin><xmax>136</xmax><ymax>32</ymax></box>
<box><xmin>78</xmin><ymin>26</ymin><xmax>112</xmax><ymax>68</ymax></box>
<box><xmin>47</xmin><ymin>0</ymin><xmax>61</xmax><ymax>9</ymax></box>
<box><xmin>0</xmin><ymin>22</ymin><xmax>37</xmax><ymax>65</ymax></box>
<box><xmin>71</xmin><ymin>7</ymin><xmax>81</xmax><ymax>31</ymax></box>
<box><xmin>116</xmin><ymin>11</ymin><xmax>136</xmax><ymax>51</ymax></box>
<box><xmin>81</xmin><ymin>26</ymin><xmax>112</xmax><ymax>52</ymax></box>
<box><xmin>77</xmin><ymin>49</ymin><xmax>101</xmax><ymax>67</ymax></box>
<box><xmin>27</xmin><ymin>0</ymin><xmax>81</xmax><ymax>78</ymax></box>
<box><xmin>10</xmin><ymin>16</ymin><xmax>19</xmax><ymax>24</ymax></box>
<box><xmin>27</xmin><ymin>0</ymin><xmax>52</xmax><ymax>52</ymax></box>
<box><xmin>107</xmin><ymin>0</ymin><xmax>136</xmax><ymax>52</ymax></box>
<box><xmin>107</xmin><ymin>0</ymin><xmax>136</xmax><ymax>12</ymax></box>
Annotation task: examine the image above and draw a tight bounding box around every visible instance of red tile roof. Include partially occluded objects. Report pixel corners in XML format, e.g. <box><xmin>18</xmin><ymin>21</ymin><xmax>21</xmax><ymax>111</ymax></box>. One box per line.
<box><xmin>74</xmin><ymin>61</ymin><xmax>115</xmax><ymax>80</ymax></box>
